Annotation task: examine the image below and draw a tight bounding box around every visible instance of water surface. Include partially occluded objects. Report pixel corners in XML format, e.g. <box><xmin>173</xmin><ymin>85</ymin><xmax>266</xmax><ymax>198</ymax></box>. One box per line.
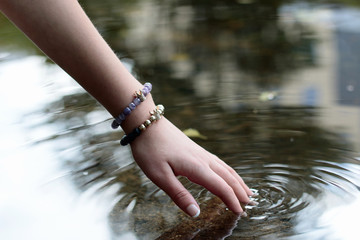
<box><xmin>1</xmin><ymin>1</ymin><xmax>360</xmax><ymax>239</ymax></box>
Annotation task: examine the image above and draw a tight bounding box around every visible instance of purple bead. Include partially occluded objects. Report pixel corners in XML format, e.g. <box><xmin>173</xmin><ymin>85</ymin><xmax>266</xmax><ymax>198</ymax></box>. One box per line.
<box><xmin>119</xmin><ymin>113</ymin><xmax>126</xmax><ymax>121</ymax></box>
<box><xmin>111</xmin><ymin>82</ymin><xmax>153</xmax><ymax>130</ymax></box>
<box><xmin>114</xmin><ymin>115</ymin><xmax>122</xmax><ymax>124</ymax></box>
<box><xmin>129</xmin><ymin>102</ymin><xmax>136</xmax><ymax>110</ymax></box>
<box><xmin>133</xmin><ymin>98</ymin><xmax>141</xmax><ymax>106</ymax></box>
<box><xmin>142</xmin><ymin>87</ymin><xmax>149</xmax><ymax>96</ymax></box>
<box><xmin>123</xmin><ymin>107</ymin><xmax>131</xmax><ymax>116</ymax></box>
<box><xmin>144</xmin><ymin>82</ymin><xmax>152</xmax><ymax>91</ymax></box>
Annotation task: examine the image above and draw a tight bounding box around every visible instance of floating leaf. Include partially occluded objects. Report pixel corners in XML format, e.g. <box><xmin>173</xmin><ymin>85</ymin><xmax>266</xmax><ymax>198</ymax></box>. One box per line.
<box><xmin>259</xmin><ymin>91</ymin><xmax>278</xmax><ymax>101</ymax></box>
<box><xmin>183</xmin><ymin>128</ymin><xmax>208</xmax><ymax>140</ymax></box>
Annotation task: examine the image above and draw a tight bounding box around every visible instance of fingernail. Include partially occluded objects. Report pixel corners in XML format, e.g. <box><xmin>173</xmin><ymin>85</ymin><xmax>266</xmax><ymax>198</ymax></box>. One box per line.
<box><xmin>248</xmin><ymin>200</ymin><xmax>259</xmax><ymax>206</ymax></box>
<box><xmin>187</xmin><ymin>204</ymin><xmax>200</xmax><ymax>218</ymax></box>
<box><xmin>251</xmin><ymin>190</ymin><xmax>259</xmax><ymax>197</ymax></box>
<box><xmin>241</xmin><ymin>211</ymin><xmax>248</xmax><ymax>217</ymax></box>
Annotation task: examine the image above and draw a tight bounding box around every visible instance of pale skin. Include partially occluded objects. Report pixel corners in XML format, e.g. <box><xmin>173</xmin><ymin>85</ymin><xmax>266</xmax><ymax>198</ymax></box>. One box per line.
<box><xmin>0</xmin><ymin>0</ymin><xmax>253</xmax><ymax>217</ymax></box>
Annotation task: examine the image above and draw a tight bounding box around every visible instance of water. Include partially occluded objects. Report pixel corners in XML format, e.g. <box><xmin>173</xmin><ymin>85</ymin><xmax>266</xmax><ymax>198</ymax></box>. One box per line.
<box><xmin>1</xmin><ymin>1</ymin><xmax>360</xmax><ymax>239</ymax></box>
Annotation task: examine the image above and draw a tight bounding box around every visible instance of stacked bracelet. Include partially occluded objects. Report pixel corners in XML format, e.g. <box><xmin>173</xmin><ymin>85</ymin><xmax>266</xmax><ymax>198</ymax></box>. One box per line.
<box><xmin>120</xmin><ymin>104</ymin><xmax>165</xmax><ymax>146</ymax></box>
<box><xmin>111</xmin><ymin>82</ymin><xmax>152</xmax><ymax>129</ymax></box>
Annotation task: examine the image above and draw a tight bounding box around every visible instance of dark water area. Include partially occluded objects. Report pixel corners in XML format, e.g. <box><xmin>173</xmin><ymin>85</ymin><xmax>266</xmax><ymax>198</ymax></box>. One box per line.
<box><xmin>1</xmin><ymin>0</ymin><xmax>360</xmax><ymax>239</ymax></box>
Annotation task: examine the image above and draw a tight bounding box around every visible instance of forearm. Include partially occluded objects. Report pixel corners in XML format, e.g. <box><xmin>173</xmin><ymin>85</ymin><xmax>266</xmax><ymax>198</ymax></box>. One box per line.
<box><xmin>0</xmin><ymin>0</ymin><xmax>155</xmax><ymax>133</ymax></box>
<box><xmin>0</xmin><ymin>0</ymin><xmax>253</xmax><ymax>218</ymax></box>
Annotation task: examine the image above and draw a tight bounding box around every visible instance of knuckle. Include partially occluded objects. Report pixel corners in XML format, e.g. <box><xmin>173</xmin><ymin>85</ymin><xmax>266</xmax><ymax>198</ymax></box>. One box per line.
<box><xmin>217</xmin><ymin>184</ymin><xmax>234</xmax><ymax>197</ymax></box>
<box><xmin>172</xmin><ymin>189</ymin><xmax>189</xmax><ymax>202</ymax></box>
<box><xmin>228</xmin><ymin>167</ymin><xmax>237</xmax><ymax>175</ymax></box>
<box><xmin>210</xmin><ymin>153</ymin><xmax>221</xmax><ymax>161</ymax></box>
<box><xmin>228</xmin><ymin>176</ymin><xmax>240</xmax><ymax>187</ymax></box>
<box><xmin>224</xmin><ymin>184</ymin><xmax>235</xmax><ymax>194</ymax></box>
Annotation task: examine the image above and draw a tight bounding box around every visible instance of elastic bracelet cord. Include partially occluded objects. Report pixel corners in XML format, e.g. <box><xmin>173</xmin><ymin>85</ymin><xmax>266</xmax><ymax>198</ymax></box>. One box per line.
<box><xmin>120</xmin><ymin>104</ymin><xmax>165</xmax><ymax>146</ymax></box>
<box><xmin>111</xmin><ymin>82</ymin><xmax>152</xmax><ymax>129</ymax></box>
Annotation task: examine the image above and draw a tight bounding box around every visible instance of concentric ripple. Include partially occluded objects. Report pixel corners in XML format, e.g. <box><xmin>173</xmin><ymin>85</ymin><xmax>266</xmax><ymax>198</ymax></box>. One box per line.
<box><xmin>101</xmin><ymin>156</ymin><xmax>360</xmax><ymax>239</ymax></box>
<box><xmin>227</xmin><ymin>159</ymin><xmax>360</xmax><ymax>239</ymax></box>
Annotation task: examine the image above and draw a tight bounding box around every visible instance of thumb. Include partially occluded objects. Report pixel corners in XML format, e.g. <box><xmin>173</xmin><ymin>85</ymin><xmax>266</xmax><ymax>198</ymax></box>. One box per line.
<box><xmin>150</xmin><ymin>169</ymin><xmax>200</xmax><ymax>218</ymax></box>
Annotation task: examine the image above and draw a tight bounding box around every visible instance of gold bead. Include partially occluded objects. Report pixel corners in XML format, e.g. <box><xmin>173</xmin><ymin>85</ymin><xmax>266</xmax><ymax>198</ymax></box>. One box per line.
<box><xmin>135</xmin><ymin>90</ymin><xmax>146</xmax><ymax>102</ymax></box>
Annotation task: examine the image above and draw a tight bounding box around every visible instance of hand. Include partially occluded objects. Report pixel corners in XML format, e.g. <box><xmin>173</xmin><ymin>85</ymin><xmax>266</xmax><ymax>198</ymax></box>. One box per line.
<box><xmin>130</xmin><ymin>117</ymin><xmax>253</xmax><ymax>217</ymax></box>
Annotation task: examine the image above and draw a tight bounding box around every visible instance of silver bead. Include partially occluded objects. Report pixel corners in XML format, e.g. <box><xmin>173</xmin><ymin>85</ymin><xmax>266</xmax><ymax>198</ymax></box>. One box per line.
<box><xmin>150</xmin><ymin>115</ymin><xmax>156</xmax><ymax>122</ymax></box>
<box><xmin>139</xmin><ymin>124</ymin><xmax>146</xmax><ymax>131</ymax></box>
<box><xmin>157</xmin><ymin>104</ymin><xmax>164</xmax><ymax>112</ymax></box>
<box><xmin>154</xmin><ymin>112</ymin><xmax>161</xmax><ymax>120</ymax></box>
<box><xmin>144</xmin><ymin>119</ymin><xmax>151</xmax><ymax>127</ymax></box>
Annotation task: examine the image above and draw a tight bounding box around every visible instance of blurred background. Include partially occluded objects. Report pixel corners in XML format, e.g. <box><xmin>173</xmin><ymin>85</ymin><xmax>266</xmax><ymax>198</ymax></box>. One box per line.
<box><xmin>1</xmin><ymin>0</ymin><xmax>360</xmax><ymax>239</ymax></box>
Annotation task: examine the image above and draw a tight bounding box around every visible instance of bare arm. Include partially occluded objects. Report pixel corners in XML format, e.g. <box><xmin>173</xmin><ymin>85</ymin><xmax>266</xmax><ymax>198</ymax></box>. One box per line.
<box><xmin>0</xmin><ymin>0</ymin><xmax>252</xmax><ymax>217</ymax></box>
<box><xmin>0</xmin><ymin>0</ymin><xmax>152</xmax><ymax>132</ymax></box>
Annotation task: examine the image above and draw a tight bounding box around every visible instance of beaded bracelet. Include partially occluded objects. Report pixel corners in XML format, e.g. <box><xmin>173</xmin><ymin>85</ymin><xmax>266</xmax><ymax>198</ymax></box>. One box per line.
<box><xmin>120</xmin><ymin>104</ymin><xmax>165</xmax><ymax>146</ymax></box>
<box><xmin>111</xmin><ymin>82</ymin><xmax>153</xmax><ymax>129</ymax></box>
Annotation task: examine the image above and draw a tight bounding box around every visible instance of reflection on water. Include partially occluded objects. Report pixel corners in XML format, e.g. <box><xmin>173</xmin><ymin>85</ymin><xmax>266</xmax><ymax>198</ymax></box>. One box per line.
<box><xmin>1</xmin><ymin>0</ymin><xmax>360</xmax><ymax>239</ymax></box>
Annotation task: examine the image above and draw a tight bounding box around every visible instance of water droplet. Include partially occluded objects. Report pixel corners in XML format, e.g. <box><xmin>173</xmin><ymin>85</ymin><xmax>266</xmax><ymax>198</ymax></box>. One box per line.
<box><xmin>346</xmin><ymin>85</ymin><xmax>354</xmax><ymax>92</ymax></box>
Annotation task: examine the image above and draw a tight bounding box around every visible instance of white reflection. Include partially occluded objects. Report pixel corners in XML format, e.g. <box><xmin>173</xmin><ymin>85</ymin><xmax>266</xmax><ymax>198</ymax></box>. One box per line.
<box><xmin>0</xmin><ymin>56</ymin><xmax>111</xmax><ymax>240</ymax></box>
<box><xmin>292</xmin><ymin>192</ymin><xmax>360</xmax><ymax>240</ymax></box>
<box><xmin>319</xmin><ymin>194</ymin><xmax>360</xmax><ymax>240</ymax></box>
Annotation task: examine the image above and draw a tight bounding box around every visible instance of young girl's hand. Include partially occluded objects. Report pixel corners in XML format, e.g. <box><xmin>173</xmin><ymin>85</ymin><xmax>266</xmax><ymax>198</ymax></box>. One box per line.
<box><xmin>130</xmin><ymin>117</ymin><xmax>253</xmax><ymax>217</ymax></box>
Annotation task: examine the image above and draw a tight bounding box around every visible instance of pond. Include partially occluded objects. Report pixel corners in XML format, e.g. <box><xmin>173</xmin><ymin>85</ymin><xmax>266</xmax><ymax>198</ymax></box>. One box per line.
<box><xmin>1</xmin><ymin>0</ymin><xmax>360</xmax><ymax>239</ymax></box>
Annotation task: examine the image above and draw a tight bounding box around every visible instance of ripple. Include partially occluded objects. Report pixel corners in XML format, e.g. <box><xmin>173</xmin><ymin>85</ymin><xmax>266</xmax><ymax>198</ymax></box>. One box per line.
<box><xmin>230</xmin><ymin>158</ymin><xmax>360</xmax><ymax>239</ymax></box>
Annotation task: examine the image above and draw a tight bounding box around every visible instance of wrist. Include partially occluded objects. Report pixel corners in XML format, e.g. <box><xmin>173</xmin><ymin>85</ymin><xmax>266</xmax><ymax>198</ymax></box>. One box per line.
<box><xmin>120</xmin><ymin>93</ymin><xmax>156</xmax><ymax>134</ymax></box>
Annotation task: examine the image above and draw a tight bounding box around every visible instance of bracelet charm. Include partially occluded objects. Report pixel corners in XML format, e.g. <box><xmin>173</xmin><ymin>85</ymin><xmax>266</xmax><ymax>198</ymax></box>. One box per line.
<box><xmin>111</xmin><ymin>82</ymin><xmax>152</xmax><ymax>129</ymax></box>
<box><xmin>120</xmin><ymin>104</ymin><xmax>165</xmax><ymax>146</ymax></box>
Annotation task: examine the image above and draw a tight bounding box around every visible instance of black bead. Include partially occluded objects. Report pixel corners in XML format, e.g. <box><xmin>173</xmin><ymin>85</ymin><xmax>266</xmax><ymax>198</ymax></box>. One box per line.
<box><xmin>120</xmin><ymin>128</ymin><xmax>142</xmax><ymax>146</ymax></box>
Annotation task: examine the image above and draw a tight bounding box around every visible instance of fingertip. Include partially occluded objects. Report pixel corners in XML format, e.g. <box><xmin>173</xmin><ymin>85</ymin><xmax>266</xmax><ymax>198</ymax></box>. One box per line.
<box><xmin>233</xmin><ymin>209</ymin><xmax>244</xmax><ymax>217</ymax></box>
<box><xmin>248</xmin><ymin>200</ymin><xmax>259</xmax><ymax>206</ymax></box>
<box><xmin>237</xmin><ymin>189</ymin><xmax>251</xmax><ymax>205</ymax></box>
<box><xmin>157</xmin><ymin>172</ymin><xmax>200</xmax><ymax>218</ymax></box>
<box><xmin>228</xmin><ymin>200</ymin><xmax>244</xmax><ymax>215</ymax></box>
<box><xmin>250</xmin><ymin>190</ymin><xmax>259</xmax><ymax>197</ymax></box>
<box><xmin>247</xmin><ymin>188</ymin><xmax>255</xmax><ymax>196</ymax></box>
<box><xmin>186</xmin><ymin>204</ymin><xmax>201</xmax><ymax>218</ymax></box>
